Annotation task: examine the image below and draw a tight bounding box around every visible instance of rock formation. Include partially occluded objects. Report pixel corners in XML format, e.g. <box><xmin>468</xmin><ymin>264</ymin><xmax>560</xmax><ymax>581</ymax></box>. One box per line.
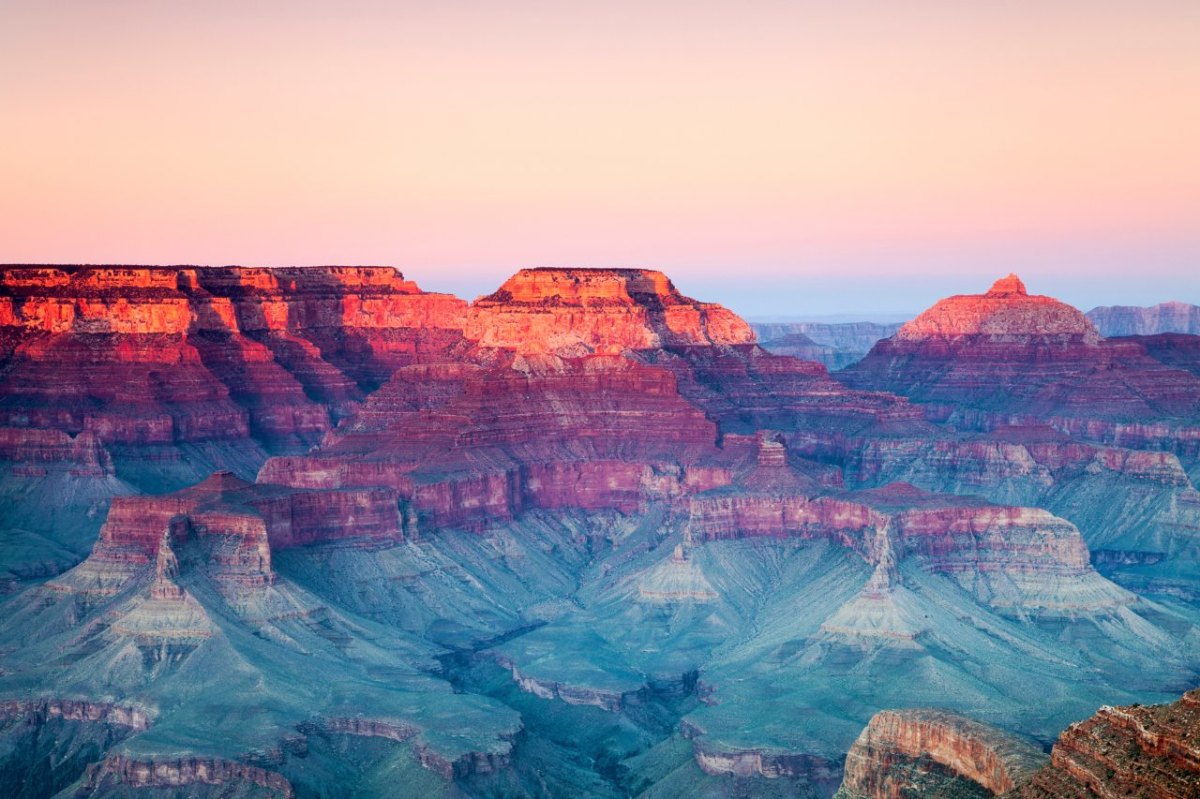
<box><xmin>464</xmin><ymin>267</ymin><xmax>754</xmax><ymax>355</ymax></box>
<box><xmin>0</xmin><ymin>264</ymin><xmax>466</xmax><ymax>467</ymax></box>
<box><xmin>1015</xmin><ymin>690</ymin><xmax>1200</xmax><ymax>798</ymax></box>
<box><xmin>836</xmin><ymin>689</ymin><xmax>1200</xmax><ymax>799</ymax></box>
<box><xmin>3</xmin><ymin>264</ymin><xmax>1200</xmax><ymax>798</ymax></box>
<box><xmin>840</xmin><ymin>275</ymin><xmax>1200</xmax><ymax>457</ymax></box>
<box><xmin>835</xmin><ymin>708</ymin><xmax>1047</xmax><ymax>798</ymax></box>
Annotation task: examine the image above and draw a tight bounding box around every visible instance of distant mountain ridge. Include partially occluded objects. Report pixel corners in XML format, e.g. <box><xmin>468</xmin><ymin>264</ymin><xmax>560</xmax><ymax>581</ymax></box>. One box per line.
<box><xmin>752</xmin><ymin>321</ymin><xmax>903</xmax><ymax>369</ymax></box>
<box><xmin>1087</xmin><ymin>300</ymin><xmax>1200</xmax><ymax>336</ymax></box>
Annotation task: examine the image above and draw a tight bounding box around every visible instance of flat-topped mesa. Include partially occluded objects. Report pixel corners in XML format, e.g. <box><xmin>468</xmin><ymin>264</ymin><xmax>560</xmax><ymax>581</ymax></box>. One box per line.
<box><xmin>894</xmin><ymin>274</ymin><xmax>1101</xmax><ymax>344</ymax></box>
<box><xmin>464</xmin><ymin>268</ymin><xmax>755</xmax><ymax>355</ymax></box>
<box><xmin>0</xmin><ymin>265</ymin><xmax>471</xmax><ymax>454</ymax></box>
<box><xmin>0</xmin><ymin>264</ymin><xmax>465</xmax><ymax>335</ymax></box>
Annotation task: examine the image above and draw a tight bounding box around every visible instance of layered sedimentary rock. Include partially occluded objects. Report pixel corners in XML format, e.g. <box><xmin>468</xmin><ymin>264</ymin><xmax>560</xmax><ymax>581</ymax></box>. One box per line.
<box><xmin>1087</xmin><ymin>301</ymin><xmax>1200</xmax><ymax>337</ymax></box>
<box><xmin>79</xmin><ymin>754</ymin><xmax>294</xmax><ymax>798</ymax></box>
<box><xmin>0</xmin><ymin>264</ymin><xmax>462</xmax><ymax>588</ymax></box>
<box><xmin>464</xmin><ymin>267</ymin><xmax>754</xmax><ymax>355</ymax></box>
<box><xmin>840</xmin><ymin>276</ymin><xmax>1200</xmax><ymax>456</ymax></box>
<box><xmin>260</xmin><ymin>268</ymin><xmax>921</xmax><ymax>533</ymax></box>
<box><xmin>838</xmin><ymin>690</ymin><xmax>1200</xmax><ymax>799</ymax></box>
<box><xmin>1015</xmin><ymin>690</ymin><xmax>1200</xmax><ymax>799</ymax></box>
<box><xmin>5</xmin><ymin>264</ymin><xmax>1200</xmax><ymax>798</ymax></box>
<box><xmin>835</xmin><ymin>708</ymin><xmax>1046</xmax><ymax>799</ymax></box>
<box><xmin>260</xmin><ymin>354</ymin><xmax>725</xmax><ymax>530</ymax></box>
<box><xmin>1133</xmin><ymin>333</ymin><xmax>1200</xmax><ymax>378</ymax></box>
<box><xmin>260</xmin><ymin>269</ymin><xmax>792</xmax><ymax>529</ymax></box>
<box><xmin>686</xmin><ymin>480</ymin><xmax>1128</xmax><ymax>614</ymax></box>
<box><xmin>70</xmin><ymin>470</ymin><xmax>404</xmax><ymax>589</ymax></box>
<box><xmin>0</xmin><ymin>264</ymin><xmax>466</xmax><ymax>468</ymax></box>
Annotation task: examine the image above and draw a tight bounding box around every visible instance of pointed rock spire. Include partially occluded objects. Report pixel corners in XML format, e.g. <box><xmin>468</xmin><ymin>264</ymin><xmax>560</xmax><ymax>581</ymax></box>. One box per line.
<box><xmin>987</xmin><ymin>274</ymin><xmax>1027</xmax><ymax>296</ymax></box>
<box><xmin>150</xmin><ymin>527</ymin><xmax>185</xmax><ymax>601</ymax></box>
<box><xmin>863</xmin><ymin>524</ymin><xmax>900</xmax><ymax>599</ymax></box>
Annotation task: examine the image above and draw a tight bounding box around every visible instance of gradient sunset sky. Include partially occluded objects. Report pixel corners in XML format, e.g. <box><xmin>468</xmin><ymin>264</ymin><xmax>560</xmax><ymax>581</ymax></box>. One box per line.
<box><xmin>2</xmin><ymin>1</ymin><xmax>1197</xmax><ymax>317</ymax></box>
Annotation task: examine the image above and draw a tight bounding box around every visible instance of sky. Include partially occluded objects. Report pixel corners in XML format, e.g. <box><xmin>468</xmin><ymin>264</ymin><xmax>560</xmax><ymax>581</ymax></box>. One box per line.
<box><xmin>1</xmin><ymin>1</ymin><xmax>1197</xmax><ymax>317</ymax></box>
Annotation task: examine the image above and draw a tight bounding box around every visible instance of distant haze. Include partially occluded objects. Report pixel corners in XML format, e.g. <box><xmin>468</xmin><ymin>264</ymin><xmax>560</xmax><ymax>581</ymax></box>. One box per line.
<box><xmin>1</xmin><ymin>2</ymin><xmax>1197</xmax><ymax>317</ymax></box>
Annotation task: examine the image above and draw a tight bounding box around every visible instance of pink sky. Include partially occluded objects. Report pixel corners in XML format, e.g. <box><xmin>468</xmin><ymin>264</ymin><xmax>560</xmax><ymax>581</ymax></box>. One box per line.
<box><xmin>2</xmin><ymin>1</ymin><xmax>1197</xmax><ymax>315</ymax></box>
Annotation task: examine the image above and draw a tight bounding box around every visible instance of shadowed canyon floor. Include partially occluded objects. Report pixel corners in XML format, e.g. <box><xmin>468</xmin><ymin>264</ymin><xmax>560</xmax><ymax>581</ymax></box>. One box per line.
<box><xmin>1</xmin><ymin>266</ymin><xmax>1198</xmax><ymax>797</ymax></box>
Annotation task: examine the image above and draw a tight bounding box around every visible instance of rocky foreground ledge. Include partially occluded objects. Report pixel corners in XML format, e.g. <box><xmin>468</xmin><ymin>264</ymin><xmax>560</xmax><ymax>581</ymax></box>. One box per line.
<box><xmin>836</xmin><ymin>690</ymin><xmax>1200</xmax><ymax>798</ymax></box>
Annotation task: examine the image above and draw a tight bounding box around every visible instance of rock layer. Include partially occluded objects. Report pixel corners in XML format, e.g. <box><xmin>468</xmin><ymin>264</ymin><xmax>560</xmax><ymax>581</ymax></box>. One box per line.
<box><xmin>1015</xmin><ymin>690</ymin><xmax>1200</xmax><ymax>799</ymax></box>
<box><xmin>836</xmin><ymin>708</ymin><xmax>1046</xmax><ymax>798</ymax></box>
<box><xmin>464</xmin><ymin>267</ymin><xmax>754</xmax><ymax>355</ymax></box>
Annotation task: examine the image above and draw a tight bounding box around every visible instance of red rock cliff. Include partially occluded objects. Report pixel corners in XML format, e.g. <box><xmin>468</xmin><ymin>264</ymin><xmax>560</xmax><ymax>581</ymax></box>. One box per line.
<box><xmin>836</xmin><ymin>708</ymin><xmax>1047</xmax><ymax>798</ymax></box>
<box><xmin>464</xmin><ymin>268</ymin><xmax>754</xmax><ymax>355</ymax></box>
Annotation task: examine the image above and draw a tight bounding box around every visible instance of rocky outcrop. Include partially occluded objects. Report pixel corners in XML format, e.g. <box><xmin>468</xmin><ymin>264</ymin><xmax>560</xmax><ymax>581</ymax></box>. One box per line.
<box><xmin>893</xmin><ymin>274</ymin><xmax>1099</xmax><ymax>344</ymax></box>
<box><xmin>838</xmin><ymin>691</ymin><xmax>1200</xmax><ymax>799</ymax></box>
<box><xmin>835</xmin><ymin>708</ymin><xmax>1046</xmax><ymax>798</ymax></box>
<box><xmin>0</xmin><ymin>428</ymin><xmax>113</xmax><ymax>474</ymax></box>
<box><xmin>680</xmin><ymin>721</ymin><xmax>841</xmax><ymax>787</ymax></box>
<box><xmin>496</xmin><ymin>654</ymin><xmax>628</xmax><ymax>712</ymax></box>
<box><xmin>0</xmin><ymin>699</ymin><xmax>151</xmax><ymax>732</ymax></box>
<box><xmin>840</xmin><ymin>276</ymin><xmax>1200</xmax><ymax>455</ymax></box>
<box><xmin>304</xmin><ymin>716</ymin><xmax>513</xmax><ymax>779</ymax></box>
<box><xmin>79</xmin><ymin>753</ymin><xmax>294</xmax><ymax>798</ymax></box>
<box><xmin>686</xmin><ymin>481</ymin><xmax>1124</xmax><ymax>612</ymax></box>
<box><xmin>0</xmin><ymin>265</ymin><xmax>466</xmax><ymax>467</ymax></box>
<box><xmin>464</xmin><ymin>268</ymin><xmax>754</xmax><ymax>355</ymax></box>
<box><xmin>1087</xmin><ymin>302</ymin><xmax>1200</xmax><ymax>337</ymax></box>
<box><xmin>48</xmin><ymin>470</ymin><xmax>405</xmax><ymax>604</ymax></box>
<box><xmin>1014</xmin><ymin>690</ymin><xmax>1200</xmax><ymax>799</ymax></box>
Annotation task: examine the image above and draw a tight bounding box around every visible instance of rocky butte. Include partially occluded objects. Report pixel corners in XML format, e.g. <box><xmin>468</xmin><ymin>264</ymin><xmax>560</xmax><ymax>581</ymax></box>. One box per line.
<box><xmin>1</xmin><ymin>264</ymin><xmax>1199</xmax><ymax>798</ymax></box>
<box><xmin>840</xmin><ymin>274</ymin><xmax>1200</xmax><ymax>454</ymax></box>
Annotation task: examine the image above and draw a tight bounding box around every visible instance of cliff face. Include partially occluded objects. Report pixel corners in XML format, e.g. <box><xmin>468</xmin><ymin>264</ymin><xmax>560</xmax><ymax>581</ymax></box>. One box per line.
<box><xmin>836</xmin><ymin>708</ymin><xmax>1046</xmax><ymax>799</ymax></box>
<box><xmin>79</xmin><ymin>754</ymin><xmax>294</xmax><ymax>798</ymax></box>
<box><xmin>837</xmin><ymin>689</ymin><xmax>1200</xmax><ymax>799</ymax></box>
<box><xmin>1087</xmin><ymin>302</ymin><xmax>1200</xmax><ymax>337</ymax></box>
<box><xmin>0</xmin><ymin>265</ymin><xmax>466</xmax><ymax>466</ymax></box>
<box><xmin>5</xmin><ymin>264</ymin><xmax>1200</xmax><ymax>798</ymax></box>
<box><xmin>1132</xmin><ymin>333</ymin><xmax>1200</xmax><ymax>378</ymax></box>
<box><xmin>1015</xmin><ymin>690</ymin><xmax>1200</xmax><ymax>799</ymax></box>
<box><xmin>464</xmin><ymin>268</ymin><xmax>754</xmax><ymax>355</ymax></box>
<box><xmin>259</xmin><ymin>354</ymin><xmax>725</xmax><ymax>530</ymax></box>
<box><xmin>839</xmin><ymin>276</ymin><xmax>1200</xmax><ymax>456</ymax></box>
<box><xmin>83</xmin><ymin>470</ymin><xmax>404</xmax><ymax>572</ymax></box>
<box><xmin>686</xmin><ymin>480</ymin><xmax>1124</xmax><ymax>615</ymax></box>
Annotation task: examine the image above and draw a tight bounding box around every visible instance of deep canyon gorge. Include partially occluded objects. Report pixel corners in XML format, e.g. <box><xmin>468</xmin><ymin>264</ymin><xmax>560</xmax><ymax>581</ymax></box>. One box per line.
<box><xmin>1</xmin><ymin>265</ymin><xmax>1199</xmax><ymax>798</ymax></box>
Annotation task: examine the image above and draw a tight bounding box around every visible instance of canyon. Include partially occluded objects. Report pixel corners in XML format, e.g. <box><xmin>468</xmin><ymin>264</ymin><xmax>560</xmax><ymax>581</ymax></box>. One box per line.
<box><xmin>1</xmin><ymin>265</ymin><xmax>1198</xmax><ymax>797</ymax></box>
